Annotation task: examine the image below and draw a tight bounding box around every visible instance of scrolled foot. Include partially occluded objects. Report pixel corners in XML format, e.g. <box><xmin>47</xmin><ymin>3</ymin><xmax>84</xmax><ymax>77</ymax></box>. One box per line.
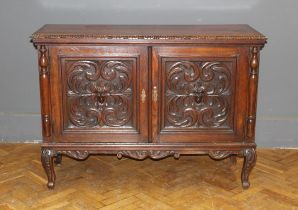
<box><xmin>242</xmin><ymin>180</ymin><xmax>250</xmax><ymax>189</ymax></box>
<box><xmin>47</xmin><ymin>181</ymin><xmax>55</xmax><ymax>189</ymax></box>
<box><xmin>241</xmin><ymin>148</ymin><xmax>256</xmax><ymax>190</ymax></box>
<box><xmin>41</xmin><ymin>148</ymin><xmax>56</xmax><ymax>189</ymax></box>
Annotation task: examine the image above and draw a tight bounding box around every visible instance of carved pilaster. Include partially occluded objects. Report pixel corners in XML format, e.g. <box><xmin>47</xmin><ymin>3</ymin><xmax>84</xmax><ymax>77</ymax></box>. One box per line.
<box><xmin>38</xmin><ymin>45</ymin><xmax>51</xmax><ymax>137</ymax></box>
<box><xmin>241</xmin><ymin>148</ymin><xmax>256</xmax><ymax>189</ymax></box>
<box><xmin>117</xmin><ymin>150</ymin><xmax>180</xmax><ymax>160</ymax></box>
<box><xmin>41</xmin><ymin>148</ymin><xmax>57</xmax><ymax>189</ymax></box>
<box><xmin>247</xmin><ymin>47</ymin><xmax>259</xmax><ymax>141</ymax></box>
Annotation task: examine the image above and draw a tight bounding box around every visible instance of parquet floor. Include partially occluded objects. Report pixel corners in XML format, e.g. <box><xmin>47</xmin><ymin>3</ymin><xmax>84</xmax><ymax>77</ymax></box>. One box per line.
<box><xmin>0</xmin><ymin>144</ymin><xmax>298</xmax><ymax>210</ymax></box>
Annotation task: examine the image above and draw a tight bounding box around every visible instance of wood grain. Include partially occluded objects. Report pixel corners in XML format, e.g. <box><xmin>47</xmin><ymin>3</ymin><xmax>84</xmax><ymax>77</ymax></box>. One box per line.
<box><xmin>0</xmin><ymin>144</ymin><xmax>297</xmax><ymax>209</ymax></box>
<box><xmin>32</xmin><ymin>25</ymin><xmax>266</xmax><ymax>189</ymax></box>
<box><xmin>31</xmin><ymin>24</ymin><xmax>267</xmax><ymax>45</ymax></box>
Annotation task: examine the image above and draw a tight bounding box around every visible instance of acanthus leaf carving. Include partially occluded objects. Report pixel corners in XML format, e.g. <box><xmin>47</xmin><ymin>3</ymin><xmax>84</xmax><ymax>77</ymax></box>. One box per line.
<box><xmin>208</xmin><ymin>151</ymin><xmax>234</xmax><ymax>160</ymax></box>
<box><xmin>57</xmin><ymin>150</ymin><xmax>89</xmax><ymax>160</ymax></box>
<box><xmin>165</xmin><ymin>60</ymin><xmax>233</xmax><ymax>129</ymax></box>
<box><xmin>117</xmin><ymin>150</ymin><xmax>180</xmax><ymax>160</ymax></box>
<box><xmin>65</xmin><ymin>60</ymin><xmax>133</xmax><ymax>128</ymax></box>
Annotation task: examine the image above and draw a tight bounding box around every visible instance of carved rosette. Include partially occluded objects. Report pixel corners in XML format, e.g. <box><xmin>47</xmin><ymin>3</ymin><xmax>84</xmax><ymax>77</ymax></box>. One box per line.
<box><xmin>241</xmin><ymin>148</ymin><xmax>257</xmax><ymax>189</ymax></box>
<box><xmin>165</xmin><ymin>61</ymin><xmax>233</xmax><ymax>129</ymax></box>
<box><xmin>65</xmin><ymin>60</ymin><xmax>133</xmax><ymax>128</ymax></box>
<box><xmin>247</xmin><ymin>47</ymin><xmax>259</xmax><ymax>140</ymax></box>
<box><xmin>117</xmin><ymin>150</ymin><xmax>180</xmax><ymax>160</ymax></box>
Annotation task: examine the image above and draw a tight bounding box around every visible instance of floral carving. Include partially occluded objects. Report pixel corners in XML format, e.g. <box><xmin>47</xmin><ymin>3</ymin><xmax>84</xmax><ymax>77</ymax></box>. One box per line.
<box><xmin>165</xmin><ymin>61</ymin><xmax>233</xmax><ymax>128</ymax></box>
<box><xmin>66</xmin><ymin>60</ymin><xmax>133</xmax><ymax>127</ymax></box>
<box><xmin>117</xmin><ymin>150</ymin><xmax>179</xmax><ymax>160</ymax></box>
<box><xmin>208</xmin><ymin>151</ymin><xmax>233</xmax><ymax>160</ymax></box>
<box><xmin>58</xmin><ymin>151</ymin><xmax>89</xmax><ymax>160</ymax></box>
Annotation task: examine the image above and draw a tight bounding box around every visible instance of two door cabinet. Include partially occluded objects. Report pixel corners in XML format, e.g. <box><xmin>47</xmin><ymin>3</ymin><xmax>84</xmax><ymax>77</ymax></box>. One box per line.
<box><xmin>31</xmin><ymin>24</ymin><xmax>266</xmax><ymax>189</ymax></box>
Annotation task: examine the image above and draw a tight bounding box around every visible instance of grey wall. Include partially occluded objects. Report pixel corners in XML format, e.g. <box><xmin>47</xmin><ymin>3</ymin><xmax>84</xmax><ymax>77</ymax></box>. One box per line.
<box><xmin>0</xmin><ymin>0</ymin><xmax>297</xmax><ymax>147</ymax></box>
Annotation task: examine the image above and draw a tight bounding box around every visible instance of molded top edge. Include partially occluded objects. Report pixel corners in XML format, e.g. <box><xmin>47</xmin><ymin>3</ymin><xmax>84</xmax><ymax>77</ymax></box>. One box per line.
<box><xmin>31</xmin><ymin>24</ymin><xmax>267</xmax><ymax>44</ymax></box>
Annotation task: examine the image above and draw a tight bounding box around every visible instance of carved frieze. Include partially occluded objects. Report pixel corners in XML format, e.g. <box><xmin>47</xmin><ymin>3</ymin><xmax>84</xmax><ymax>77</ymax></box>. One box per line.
<box><xmin>57</xmin><ymin>151</ymin><xmax>89</xmax><ymax>160</ymax></box>
<box><xmin>208</xmin><ymin>151</ymin><xmax>234</xmax><ymax>160</ymax></box>
<box><xmin>117</xmin><ymin>150</ymin><xmax>180</xmax><ymax>160</ymax></box>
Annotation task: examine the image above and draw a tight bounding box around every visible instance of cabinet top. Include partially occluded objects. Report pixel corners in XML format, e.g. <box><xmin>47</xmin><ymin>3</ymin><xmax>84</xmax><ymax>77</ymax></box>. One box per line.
<box><xmin>31</xmin><ymin>24</ymin><xmax>267</xmax><ymax>45</ymax></box>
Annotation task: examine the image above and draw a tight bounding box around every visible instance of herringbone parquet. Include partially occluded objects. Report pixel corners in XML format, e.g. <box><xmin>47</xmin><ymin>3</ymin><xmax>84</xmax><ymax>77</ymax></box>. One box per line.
<box><xmin>0</xmin><ymin>144</ymin><xmax>297</xmax><ymax>210</ymax></box>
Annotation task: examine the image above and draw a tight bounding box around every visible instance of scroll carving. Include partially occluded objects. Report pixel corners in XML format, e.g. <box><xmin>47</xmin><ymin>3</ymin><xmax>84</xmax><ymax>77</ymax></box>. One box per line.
<box><xmin>208</xmin><ymin>151</ymin><xmax>233</xmax><ymax>160</ymax></box>
<box><xmin>66</xmin><ymin>60</ymin><xmax>133</xmax><ymax>128</ymax></box>
<box><xmin>165</xmin><ymin>61</ymin><xmax>233</xmax><ymax>128</ymax></box>
<box><xmin>58</xmin><ymin>151</ymin><xmax>89</xmax><ymax>160</ymax></box>
<box><xmin>38</xmin><ymin>45</ymin><xmax>51</xmax><ymax>137</ymax></box>
<box><xmin>117</xmin><ymin>150</ymin><xmax>180</xmax><ymax>160</ymax></box>
<box><xmin>241</xmin><ymin>148</ymin><xmax>256</xmax><ymax>189</ymax></box>
<box><xmin>247</xmin><ymin>47</ymin><xmax>259</xmax><ymax>140</ymax></box>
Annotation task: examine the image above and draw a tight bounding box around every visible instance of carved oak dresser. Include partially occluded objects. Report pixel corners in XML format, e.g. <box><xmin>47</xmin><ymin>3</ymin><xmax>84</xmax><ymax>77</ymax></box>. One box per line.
<box><xmin>31</xmin><ymin>24</ymin><xmax>266</xmax><ymax>189</ymax></box>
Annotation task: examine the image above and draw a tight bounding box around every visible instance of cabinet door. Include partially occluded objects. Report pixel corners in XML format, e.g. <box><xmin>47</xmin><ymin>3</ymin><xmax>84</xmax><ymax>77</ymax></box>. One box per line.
<box><xmin>50</xmin><ymin>46</ymin><xmax>148</xmax><ymax>142</ymax></box>
<box><xmin>152</xmin><ymin>47</ymin><xmax>248</xmax><ymax>143</ymax></box>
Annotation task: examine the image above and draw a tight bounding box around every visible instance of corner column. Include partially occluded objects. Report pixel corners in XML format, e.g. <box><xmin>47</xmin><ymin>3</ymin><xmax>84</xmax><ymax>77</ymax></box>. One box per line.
<box><xmin>246</xmin><ymin>46</ymin><xmax>260</xmax><ymax>141</ymax></box>
<box><xmin>38</xmin><ymin>45</ymin><xmax>51</xmax><ymax>137</ymax></box>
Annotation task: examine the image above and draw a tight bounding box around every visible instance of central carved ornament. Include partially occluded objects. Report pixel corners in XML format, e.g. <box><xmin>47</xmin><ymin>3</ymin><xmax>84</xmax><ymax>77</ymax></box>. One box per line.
<box><xmin>165</xmin><ymin>60</ymin><xmax>233</xmax><ymax>128</ymax></box>
<box><xmin>66</xmin><ymin>60</ymin><xmax>133</xmax><ymax>128</ymax></box>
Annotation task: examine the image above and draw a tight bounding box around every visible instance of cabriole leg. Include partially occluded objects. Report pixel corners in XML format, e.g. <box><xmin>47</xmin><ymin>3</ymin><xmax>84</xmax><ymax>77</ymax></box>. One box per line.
<box><xmin>241</xmin><ymin>148</ymin><xmax>256</xmax><ymax>189</ymax></box>
<box><xmin>41</xmin><ymin>148</ymin><xmax>56</xmax><ymax>189</ymax></box>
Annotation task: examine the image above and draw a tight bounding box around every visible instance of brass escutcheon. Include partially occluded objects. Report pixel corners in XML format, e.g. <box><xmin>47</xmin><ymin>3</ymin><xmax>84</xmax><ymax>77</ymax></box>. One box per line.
<box><xmin>153</xmin><ymin>86</ymin><xmax>158</xmax><ymax>102</ymax></box>
<box><xmin>141</xmin><ymin>89</ymin><xmax>146</xmax><ymax>103</ymax></box>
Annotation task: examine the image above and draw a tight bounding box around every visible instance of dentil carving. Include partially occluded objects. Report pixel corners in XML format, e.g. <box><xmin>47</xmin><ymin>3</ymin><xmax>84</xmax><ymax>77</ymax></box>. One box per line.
<box><xmin>165</xmin><ymin>61</ymin><xmax>233</xmax><ymax>128</ymax></box>
<box><xmin>66</xmin><ymin>60</ymin><xmax>133</xmax><ymax>127</ymax></box>
<box><xmin>117</xmin><ymin>150</ymin><xmax>180</xmax><ymax>160</ymax></box>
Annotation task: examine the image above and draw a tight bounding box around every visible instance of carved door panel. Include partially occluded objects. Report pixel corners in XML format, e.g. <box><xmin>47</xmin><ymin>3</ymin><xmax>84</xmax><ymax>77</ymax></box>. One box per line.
<box><xmin>152</xmin><ymin>47</ymin><xmax>249</xmax><ymax>143</ymax></box>
<box><xmin>50</xmin><ymin>46</ymin><xmax>148</xmax><ymax>142</ymax></box>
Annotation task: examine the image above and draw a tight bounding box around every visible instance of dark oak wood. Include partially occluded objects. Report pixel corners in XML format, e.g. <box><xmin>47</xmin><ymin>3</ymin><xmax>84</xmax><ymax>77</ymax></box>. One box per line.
<box><xmin>31</xmin><ymin>24</ymin><xmax>266</xmax><ymax>44</ymax></box>
<box><xmin>32</xmin><ymin>24</ymin><xmax>267</xmax><ymax>189</ymax></box>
